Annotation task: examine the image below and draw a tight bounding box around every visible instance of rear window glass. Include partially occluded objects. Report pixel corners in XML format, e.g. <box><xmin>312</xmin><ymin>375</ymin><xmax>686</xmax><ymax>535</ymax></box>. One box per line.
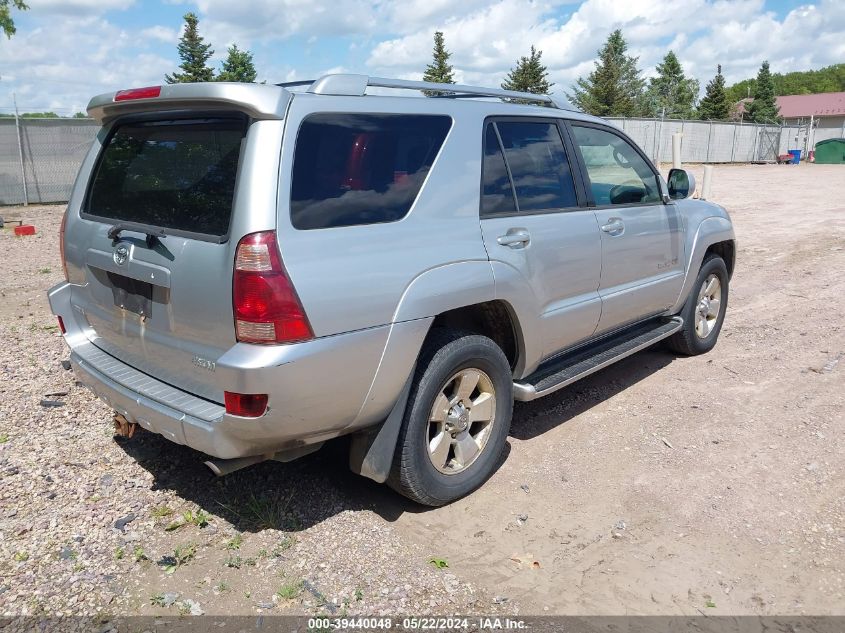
<box><xmin>290</xmin><ymin>113</ymin><xmax>452</xmax><ymax>230</ymax></box>
<box><xmin>86</xmin><ymin>117</ymin><xmax>245</xmax><ymax>238</ymax></box>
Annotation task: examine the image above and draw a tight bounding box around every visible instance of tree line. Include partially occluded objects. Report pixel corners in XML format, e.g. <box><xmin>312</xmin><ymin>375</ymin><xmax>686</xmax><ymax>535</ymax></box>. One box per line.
<box><xmin>423</xmin><ymin>29</ymin><xmax>784</xmax><ymax>123</ymax></box>
<box><xmin>1</xmin><ymin>2</ymin><xmax>817</xmax><ymax>125</ymax></box>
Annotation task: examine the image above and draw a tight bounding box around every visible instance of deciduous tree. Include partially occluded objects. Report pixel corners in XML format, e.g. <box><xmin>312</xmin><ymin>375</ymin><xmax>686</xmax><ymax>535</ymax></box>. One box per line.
<box><xmin>0</xmin><ymin>0</ymin><xmax>27</xmax><ymax>38</ymax></box>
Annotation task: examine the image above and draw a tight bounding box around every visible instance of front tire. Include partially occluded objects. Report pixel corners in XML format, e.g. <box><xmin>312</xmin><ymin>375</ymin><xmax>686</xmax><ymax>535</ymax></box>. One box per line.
<box><xmin>389</xmin><ymin>330</ymin><xmax>513</xmax><ymax>506</ymax></box>
<box><xmin>667</xmin><ymin>254</ymin><xmax>729</xmax><ymax>355</ymax></box>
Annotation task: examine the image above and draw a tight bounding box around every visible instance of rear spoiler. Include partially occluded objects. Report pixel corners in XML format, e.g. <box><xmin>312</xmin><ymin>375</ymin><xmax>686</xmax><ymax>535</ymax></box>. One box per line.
<box><xmin>86</xmin><ymin>82</ymin><xmax>291</xmax><ymax>124</ymax></box>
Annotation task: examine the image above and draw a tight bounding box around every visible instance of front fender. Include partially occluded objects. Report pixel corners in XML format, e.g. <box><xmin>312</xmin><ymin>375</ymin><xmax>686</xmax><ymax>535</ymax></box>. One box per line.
<box><xmin>670</xmin><ymin>215</ymin><xmax>735</xmax><ymax>313</ymax></box>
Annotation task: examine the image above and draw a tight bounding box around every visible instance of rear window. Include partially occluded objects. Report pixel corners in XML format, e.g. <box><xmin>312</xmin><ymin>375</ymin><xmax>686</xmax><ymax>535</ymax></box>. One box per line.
<box><xmin>290</xmin><ymin>113</ymin><xmax>452</xmax><ymax>230</ymax></box>
<box><xmin>85</xmin><ymin>117</ymin><xmax>246</xmax><ymax>238</ymax></box>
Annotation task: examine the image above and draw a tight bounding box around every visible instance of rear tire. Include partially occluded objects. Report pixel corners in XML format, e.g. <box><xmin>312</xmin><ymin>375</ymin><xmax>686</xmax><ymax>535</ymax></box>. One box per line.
<box><xmin>389</xmin><ymin>329</ymin><xmax>513</xmax><ymax>506</ymax></box>
<box><xmin>667</xmin><ymin>254</ymin><xmax>729</xmax><ymax>356</ymax></box>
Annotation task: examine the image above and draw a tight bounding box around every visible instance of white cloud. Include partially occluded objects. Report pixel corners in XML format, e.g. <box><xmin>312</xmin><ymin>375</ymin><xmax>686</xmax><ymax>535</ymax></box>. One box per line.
<box><xmin>24</xmin><ymin>0</ymin><xmax>135</xmax><ymax>14</ymax></box>
<box><xmin>2</xmin><ymin>0</ymin><xmax>843</xmax><ymax>115</ymax></box>
<box><xmin>0</xmin><ymin>15</ymin><xmax>171</xmax><ymax>115</ymax></box>
<box><xmin>140</xmin><ymin>25</ymin><xmax>180</xmax><ymax>43</ymax></box>
<box><xmin>365</xmin><ymin>0</ymin><xmax>845</xmax><ymax>100</ymax></box>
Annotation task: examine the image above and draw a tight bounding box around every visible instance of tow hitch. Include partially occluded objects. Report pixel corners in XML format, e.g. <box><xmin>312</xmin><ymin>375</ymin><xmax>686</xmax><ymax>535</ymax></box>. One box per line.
<box><xmin>113</xmin><ymin>413</ymin><xmax>138</xmax><ymax>438</ymax></box>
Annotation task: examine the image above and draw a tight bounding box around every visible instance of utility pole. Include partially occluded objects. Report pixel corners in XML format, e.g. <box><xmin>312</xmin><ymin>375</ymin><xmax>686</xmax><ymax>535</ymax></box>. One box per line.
<box><xmin>13</xmin><ymin>93</ymin><xmax>28</xmax><ymax>206</ymax></box>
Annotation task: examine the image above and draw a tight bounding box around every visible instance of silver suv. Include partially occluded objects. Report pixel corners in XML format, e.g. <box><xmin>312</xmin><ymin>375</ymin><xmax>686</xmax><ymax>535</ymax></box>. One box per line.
<box><xmin>49</xmin><ymin>75</ymin><xmax>735</xmax><ymax>505</ymax></box>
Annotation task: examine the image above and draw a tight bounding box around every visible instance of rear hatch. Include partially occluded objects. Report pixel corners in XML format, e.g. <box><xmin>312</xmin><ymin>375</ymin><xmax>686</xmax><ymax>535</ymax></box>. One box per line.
<box><xmin>66</xmin><ymin>99</ymin><xmax>284</xmax><ymax>403</ymax></box>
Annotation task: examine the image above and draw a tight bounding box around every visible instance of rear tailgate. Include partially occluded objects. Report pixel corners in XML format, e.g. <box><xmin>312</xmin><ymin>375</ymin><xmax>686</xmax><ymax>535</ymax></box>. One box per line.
<box><xmin>62</xmin><ymin>85</ymin><xmax>288</xmax><ymax>403</ymax></box>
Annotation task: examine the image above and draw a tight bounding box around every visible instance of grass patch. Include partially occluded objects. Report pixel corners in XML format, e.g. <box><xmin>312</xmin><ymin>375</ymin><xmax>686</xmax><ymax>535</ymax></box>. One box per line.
<box><xmin>276</xmin><ymin>580</ymin><xmax>303</xmax><ymax>600</ymax></box>
<box><xmin>38</xmin><ymin>267</ymin><xmax>51</xmax><ymax>274</ymax></box>
<box><xmin>272</xmin><ymin>535</ymin><xmax>296</xmax><ymax>556</ymax></box>
<box><xmin>219</xmin><ymin>491</ymin><xmax>297</xmax><ymax>531</ymax></box>
<box><xmin>150</xmin><ymin>593</ymin><xmax>166</xmax><ymax>607</ymax></box>
<box><xmin>132</xmin><ymin>546</ymin><xmax>148</xmax><ymax>563</ymax></box>
<box><xmin>183</xmin><ymin>509</ymin><xmax>210</xmax><ymax>528</ymax></box>
<box><xmin>226</xmin><ymin>534</ymin><xmax>243</xmax><ymax>550</ymax></box>
<box><xmin>151</xmin><ymin>506</ymin><xmax>173</xmax><ymax>519</ymax></box>
<box><xmin>113</xmin><ymin>547</ymin><xmax>124</xmax><ymax>561</ymax></box>
<box><xmin>13</xmin><ymin>551</ymin><xmax>28</xmax><ymax>562</ymax></box>
<box><xmin>0</xmin><ymin>433</ymin><xmax>9</xmax><ymax>443</ymax></box>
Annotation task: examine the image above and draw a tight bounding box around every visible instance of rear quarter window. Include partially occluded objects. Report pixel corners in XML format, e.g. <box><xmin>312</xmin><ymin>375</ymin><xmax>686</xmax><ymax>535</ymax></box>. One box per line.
<box><xmin>290</xmin><ymin>113</ymin><xmax>452</xmax><ymax>230</ymax></box>
<box><xmin>85</xmin><ymin>117</ymin><xmax>246</xmax><ymax>239</ymax></box>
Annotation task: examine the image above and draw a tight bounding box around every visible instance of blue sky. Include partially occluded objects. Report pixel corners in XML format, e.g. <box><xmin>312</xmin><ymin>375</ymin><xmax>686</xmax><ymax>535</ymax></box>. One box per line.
<box><xmin>0</xmin><ymin>0</ymin><xmax>842</xmax><ymax>115</ymax></box>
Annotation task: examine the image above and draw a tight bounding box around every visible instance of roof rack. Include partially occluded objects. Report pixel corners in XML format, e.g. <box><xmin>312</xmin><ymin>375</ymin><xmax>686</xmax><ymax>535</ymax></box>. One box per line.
<box><xmin>275</xmin><ymin>74</ymin><xmax>574</xmax><ymax>110</ymax></box>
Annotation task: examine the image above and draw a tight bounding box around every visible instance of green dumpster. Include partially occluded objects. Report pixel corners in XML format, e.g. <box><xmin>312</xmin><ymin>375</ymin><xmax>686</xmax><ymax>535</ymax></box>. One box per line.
<box><xmin>814</xmin><ymin>138</ymin><xmax>845</xmax><ymax>164</ymax></box>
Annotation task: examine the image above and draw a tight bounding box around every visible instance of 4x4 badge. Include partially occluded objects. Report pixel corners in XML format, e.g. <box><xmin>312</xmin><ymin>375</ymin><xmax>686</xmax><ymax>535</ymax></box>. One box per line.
<box><xmin>114</xmin><ymin>244</ymin><xmax>129</xmax><ymax>266</ymax></box>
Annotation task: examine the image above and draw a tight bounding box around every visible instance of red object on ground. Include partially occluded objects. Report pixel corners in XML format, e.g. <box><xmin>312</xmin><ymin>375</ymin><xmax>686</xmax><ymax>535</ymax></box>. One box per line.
<box><xmin>14</xmin><ymin>225</ymin><xmax>36</xmax><ymax>236</ymax></box>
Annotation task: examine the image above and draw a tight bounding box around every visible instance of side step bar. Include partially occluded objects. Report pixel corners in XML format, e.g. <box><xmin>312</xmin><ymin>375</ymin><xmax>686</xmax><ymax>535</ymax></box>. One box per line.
<box><xmin>513</xmin><ymin>317</ymin><xmax>683</xmax><ymax>402</ymax></box>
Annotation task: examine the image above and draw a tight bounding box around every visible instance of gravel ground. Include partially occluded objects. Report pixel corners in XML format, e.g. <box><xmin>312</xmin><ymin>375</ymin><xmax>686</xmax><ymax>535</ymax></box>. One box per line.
<box><xmin>0</xmin><ymin>163</ymin><xmax>843</xmax><ymax>620</ymax></box>
<box><xmin>0</xmin><ymin>208</ymin><xmax>510</xmax><ymax>620</ymax></box>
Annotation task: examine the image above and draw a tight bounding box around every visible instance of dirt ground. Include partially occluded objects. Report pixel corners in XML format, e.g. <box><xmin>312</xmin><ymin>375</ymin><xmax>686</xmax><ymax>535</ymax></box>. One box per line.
<box><xmin>0</xmin><ymin>163</ymin><xmax>842</xmax><ymax>619</ymax></box>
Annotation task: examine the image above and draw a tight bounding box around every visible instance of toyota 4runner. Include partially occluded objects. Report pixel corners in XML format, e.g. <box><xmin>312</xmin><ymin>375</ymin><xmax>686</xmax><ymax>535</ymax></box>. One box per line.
<box><xmin>49</xmin><ymin>75</ymin><xmax>735</xmax><ymax>505</ymax></box>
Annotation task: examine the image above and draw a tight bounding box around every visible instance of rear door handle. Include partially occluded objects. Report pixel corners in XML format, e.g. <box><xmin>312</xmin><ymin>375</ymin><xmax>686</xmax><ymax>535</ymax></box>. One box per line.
<box><xmin>497</xmin><ymin>230</ymin><xmax>531</xmax><ymax>249</ymax></box>
<box><xmin>600</xmin><ymin>218</ymin><xmax>625</xmax><ymax>236</ymax></box>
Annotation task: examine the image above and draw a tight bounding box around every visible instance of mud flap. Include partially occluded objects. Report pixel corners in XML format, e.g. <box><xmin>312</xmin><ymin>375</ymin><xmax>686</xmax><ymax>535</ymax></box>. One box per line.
<box><xmin>348</xmin><ymin>370</ymin><xmax>414</xmax><ymax>483</ymax></box>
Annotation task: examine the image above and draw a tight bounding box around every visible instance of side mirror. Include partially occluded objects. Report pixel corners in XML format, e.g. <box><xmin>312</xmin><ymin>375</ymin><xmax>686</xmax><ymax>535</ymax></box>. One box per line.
<box><xmin>667</xmin><ymin>168</ymin><xmax>696</xmax><ymax>200</ymax></box>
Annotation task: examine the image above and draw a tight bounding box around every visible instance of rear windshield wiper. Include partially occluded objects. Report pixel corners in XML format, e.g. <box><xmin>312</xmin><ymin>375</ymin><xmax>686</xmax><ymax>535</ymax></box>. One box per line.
<box><xmin>107</xmin><ymin>222</ymin><xmax>167</xmax><ymax>247</ymax></box>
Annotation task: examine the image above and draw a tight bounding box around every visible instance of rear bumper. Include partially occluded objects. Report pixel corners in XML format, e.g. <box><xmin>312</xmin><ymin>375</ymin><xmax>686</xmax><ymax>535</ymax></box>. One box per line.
<box><xmin>48</xmin><ymin>281</ymin><xmax>407</xmax><ymax>460</ymax></box>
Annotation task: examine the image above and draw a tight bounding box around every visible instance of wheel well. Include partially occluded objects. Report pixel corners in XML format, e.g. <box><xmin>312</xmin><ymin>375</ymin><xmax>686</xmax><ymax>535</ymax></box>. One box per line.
<box><xmin>705</xmin><ymin>240</ymin><xmax>735</xmax><ymax>278</ymax></box>
<box><xmin>430</xmin><ymin>301</ymin><xmax>519</xmax><ymax>369</ymax></box>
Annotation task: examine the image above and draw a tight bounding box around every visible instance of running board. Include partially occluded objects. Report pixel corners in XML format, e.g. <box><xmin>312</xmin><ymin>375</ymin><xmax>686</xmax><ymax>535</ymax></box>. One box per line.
<box><xmin>513</xmin><ymin>317</ymin><xmax>683</xmax><ymax>402</ymax></box>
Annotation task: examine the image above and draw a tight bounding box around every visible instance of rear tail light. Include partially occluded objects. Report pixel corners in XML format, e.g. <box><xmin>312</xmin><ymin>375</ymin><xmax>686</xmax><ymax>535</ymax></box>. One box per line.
<box><xmin>224</xmin><ymin>391</ymin><xmax>268</xmax><ymax>418</ymax></box>
<box><xmin>57</xmin><ymin>316</ymin><xmax>66</xmax><ymax>334</ymax></box>
<box><xmin>232</xmin><ymin>231</ymin><xmax>313</xmax><ymax>344</ymax></box>
<box><xmin>114</xmin><ymin>86</ymin><xmax>161</xmax><ymax>102</ymax></box>
<box><xmin>59</xmin><ymin>208</ymin><xmax>68</xmax><ymax>281</ymax></box>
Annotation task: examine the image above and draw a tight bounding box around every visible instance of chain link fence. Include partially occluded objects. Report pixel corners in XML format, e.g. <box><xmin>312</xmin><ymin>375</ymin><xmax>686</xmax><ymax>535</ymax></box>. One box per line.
<box><xmin>0</xmin><ymin>118</ymin><xmax>99</xmax><ymax>206</ymax></box>
<box><xmin>0</xmin><ymin>115</ymin><xmax>840</xmax><ymax>206</ymax></box>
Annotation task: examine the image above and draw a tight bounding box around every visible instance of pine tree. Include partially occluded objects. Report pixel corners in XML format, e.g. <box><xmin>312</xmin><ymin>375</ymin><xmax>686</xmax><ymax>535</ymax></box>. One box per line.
<box><xmin>501</xmin><ymin>46</ymin><xmax>553</xmax><ymax>97</ymax></box>
<box><xmin>568</xmin><ymin>30</ymin><xmax>645</xmax><ymax>117</ymax></box>
<box><xmin>165</xmin><ymin>13</ymin><xmax>215</xmax><ymax>84</ymax></box>
<box><xmin>422</xmin><ymin>31</ymin><xmax>455</xmax><ymax>95</ymax></box>
<box><xmin>643</xmin><ymin>51</ymin><xmax>699</xmax><ymax>119</ymax></box>
<box><xmin>698</xmin><ymin>65</ymin><xmax>730</xmax><ymax>120</ymax></box>
<box><xmin>746</xmin><ymin>61</ymin><xmax>781</xmax><ymax>123</ymax></box>
<box><xmin>217</xmin><ymin>44</ymin><xmax>257</xmax><ymax>83</ymax></box>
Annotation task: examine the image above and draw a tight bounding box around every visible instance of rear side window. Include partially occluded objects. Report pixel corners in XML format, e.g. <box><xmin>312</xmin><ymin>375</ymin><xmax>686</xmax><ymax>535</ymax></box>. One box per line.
<box><xmin>495</xmin><ymin>121</ymin><xmax>578</xmax><ymax>212</ymax></box>
<box><xmin>290</xmin><ymin>113</ymin><xmax>451</xmax><ymax>230</ymax></box>
<box><xmin>481</xmin><ymin>124</ymin><xmax>517</xmax><ymax>216</ymax></box>
<box><xmin>86</xmin><ymin>117</ymin><xmax>245</xmax><ymax>238</ymax></box>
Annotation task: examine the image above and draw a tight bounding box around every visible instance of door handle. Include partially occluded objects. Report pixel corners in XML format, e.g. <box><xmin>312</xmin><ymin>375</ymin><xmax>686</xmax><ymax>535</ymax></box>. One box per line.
<box><xmin>497</xmin><ymin>230</ymin><xmax>531</xmax><ymax>249</ymax></box>
<box><xmin>600</xmin><ymin>218</ymin><xmax>625</xmax><ymax>235</ymax></box>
